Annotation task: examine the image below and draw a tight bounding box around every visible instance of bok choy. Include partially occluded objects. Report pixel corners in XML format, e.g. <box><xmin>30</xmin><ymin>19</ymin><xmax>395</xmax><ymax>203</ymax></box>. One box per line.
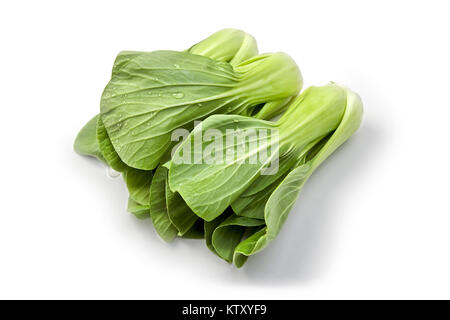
<box><xmin>100</xmin><ymin>50</ymin><xmax>301</xmax><ymax>170</ymax></box>
<box><xmin>74</xmin><ymin>28</ymin><xmax>300</xmax><ymax>211</ymax></box>
<box><xmin>169</xmin><ymin>83</ymin><xmax>363</xmax><ymax>266</ymax></box>
<box><xmin>74</xmin><ymin>29</ymin><xmax>363</xmax><ymax>268</ymax></box>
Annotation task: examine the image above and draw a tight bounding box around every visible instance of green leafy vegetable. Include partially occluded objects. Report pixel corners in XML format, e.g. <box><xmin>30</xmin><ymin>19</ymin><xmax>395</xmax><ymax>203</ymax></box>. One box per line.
<box><xmin>96</xmin><ymin>116</ymin><xmax>129</xmax><ymax>172</ymax></box>
<box><xmin>169</xmin><ymin>115</ymin><xmax>278</xmax><ymax>221</ymax></box>
<box><xmin>123</xmin><ymin>168</ymin><xmax>153</xmax><ymax>205</ymax></box>
<box><xmin>127</xmin><ymin>197</ymin><xmax>150</xmax><ymax>220</ymax></box>
<box><xmin>148</xmin><ymin>163</ymin><xmax>200</xmax><ymax>240</ymax></box>
<box><xmin>75</xmin><ymin>28</ymin><xmax>268</xmax><ymax>213</ymax></box>
<box><xmin>100</xmin><ymin>50</ymin><xmax>301</xmax><ymax>170</ymax></box>
<box><xmin>73</xmin><ymin>114</ymin><xmax>105</xmax><ymax>163</ymax></box>
<box><xmin>74</xmin><ymin>29</ymin><xmax>363</xmax><ymax>269</ymax></box>
<box><xmin>211</xmin><ymin>214</ymin><xmax>264</xmax><ymax>263</ymax></box>
<box><xmin>188</xmin><ymin>28</ymin><xmax>258</xmax><ymax>66</ymax></box>
<box><xmin>149</xmin><ymin>166</ymin><xmax>179</xmax><ymax>242</ymax></box>
<box><xmin>165</xmin><ymin>180</ymin><xmax>198</xmax><ymax>236</ymax></box>
<box><xmin>180</xmin><ymin>219</ymin><xmax>205</xmax><ymax>239</ymax></box>
<box><xmin>74</xmin><ymin>28</ymin><xmax>261</xmax><ymax>166</ymax></box>
<box><xmin>169</xmin><ymin>83</ymin><xmax>363</xmax><ymax>266</ymax></box>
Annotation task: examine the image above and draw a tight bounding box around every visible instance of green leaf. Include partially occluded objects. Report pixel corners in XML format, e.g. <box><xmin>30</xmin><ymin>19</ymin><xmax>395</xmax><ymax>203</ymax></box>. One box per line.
<box><xmin>100</xmin><ymin>50</ymin><xmax>301</xmax><ymax>170</ymax></box>
<box><xmin>100</xmin><ymin>51</ymin><xmax>236</xmax><ymax>170</ymax></box>
<box><xmin>76</xmin><ymin>29</ymin><xmax>261</xmax><ymax>168</ymax></box>
<box><xmin>169</xmin><ymin>83</ymin><xmax>362</xmax><ymax>266</ymax></box>
<box><xmin>96</xmin><ymin>115</ymin><xmax>128</xmax><ymax>172</ymax></box>
<box><xmin>233</xmin><ymin>163</ymin><xmax>312</xmax><ymax>264</ymax></box>
<box><xmin>170</xmin><ymin>84</ymin><xmax>348</xmax><ymax>221</ymax></box>
<box><xmin>231</xmin><ymin>173</ymin><xmax>286</xmax><ymax>220</ymax></box>
<box><xmin>165</xmin><ymin>181</ymin><xmax>198</xmax><ymax>236</ymax></box>
<box><xmin>239</xmin><ymin>152</ymin><xmax>301</xmax><ymax>197</ymax></box>
<box><xmin>74</xmin><ymin>114</ymin><xmax>106</xmax><ymax>163</ymax></box>
<box><xmin>123</xmin><ymin>168</ymin><xmax>153</xmax><ymax>205</ymax></box>
<box><xmin>127</xmin><ymin>197</ymin><xmax>150</xmax><ymax>220</ymax></box>
<box><xmin>211</xmin><ymin>214</ymin><xmax>264</xmax><ymax>263</ymax></box>
<box><xmin>230</xmin><ymin>152</ymin><xmax>303</xmax><ymax>219</ymax></box>
<box><xmin>233</xmin><ymin>228</ymin><xmax>266</xmax><ymax>268</ymax></box>
<box><xmin>149</xmin><ymin>166</ymin><xmax>178</xmax><ymax>242</ymax></box>
<box><xmin>169</xmin><ymin>115</ymin><xmax>278</xmax><ymax>221</ymax></box>
<box><xmin>111</xmin><ymin>51</ymin><xmax>143</xmax><ymax>77</ymax></box>
<box><xmin>98</xmin><ymin>113</ymin><xmax>154</xmax><ymax>206</ymax></box>
<box><xmin>233</xmin><ymin>85</ymin><xmax>364</xmax><ymax>265</ymax></box>
<box><xmin>180</xmin><ymin>219</ymin><xmax>205</xmax><ymax>239</ymax></box>
<box><xmin>204</xmin><ymin>209</ymin><xmax>233</xmax><ymax>256</ymax></box>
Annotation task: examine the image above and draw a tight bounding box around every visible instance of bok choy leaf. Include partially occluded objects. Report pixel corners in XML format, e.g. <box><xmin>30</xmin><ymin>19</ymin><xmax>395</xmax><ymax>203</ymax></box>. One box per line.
<box><xmin>74</xmin><ymin>28</ymin><xmax>261</xmax><ymax>166</ymax></box>
<box><xmin>100</xmin><ymin>51</ymin><xmax>301</xmax><ymax>170</ymax></box>
<box><xmin>73</xmin><ymin>114</ymin><xmax>106</xmax><ymax>163</ymax></box>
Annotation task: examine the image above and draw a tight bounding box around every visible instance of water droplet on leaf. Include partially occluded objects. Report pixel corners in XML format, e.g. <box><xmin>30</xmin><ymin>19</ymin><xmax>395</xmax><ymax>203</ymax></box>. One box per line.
<box><xmin>172</xmin><ymin>92</ymin><xmax>184</xmax><ymax>99</ymax></box>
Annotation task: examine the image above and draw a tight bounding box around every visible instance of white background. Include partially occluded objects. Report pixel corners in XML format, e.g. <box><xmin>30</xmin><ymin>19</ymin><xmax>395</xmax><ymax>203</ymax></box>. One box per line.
<box><xmin>1</xmin><ymin>0</ymin><xmax>449</xmax><ymax>299</ymax></box>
